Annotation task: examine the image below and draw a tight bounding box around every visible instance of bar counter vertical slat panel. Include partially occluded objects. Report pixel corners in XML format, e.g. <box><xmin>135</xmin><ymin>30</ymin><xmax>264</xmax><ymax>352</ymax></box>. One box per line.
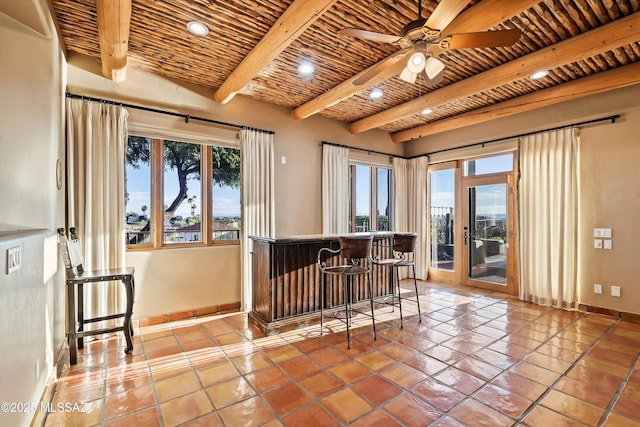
<box><xmin>248</xmin><ymin>233</ymin><xmax>395</xmax><ymax>335</ymax></box>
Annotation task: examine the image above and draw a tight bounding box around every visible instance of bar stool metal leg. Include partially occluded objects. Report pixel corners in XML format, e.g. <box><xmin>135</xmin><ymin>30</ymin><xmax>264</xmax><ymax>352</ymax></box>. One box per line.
<box><xmin>368</xmin><ymin>271</ymin><xmax>376</xmax><ymax>339</ymax></box>
<box><xmin>395</xmin><ymin>265</ymin><xmax>404</xmax><ymax>328</ymax></box>
<box><xmin>320</xmin><ymin>272</ymin><xmax>325</xmax><ymax>335</ymax></box>
<box><xmin>412</xmin><ymin>264</ymin><xmax>421</xmax><ymax>321</ymax></box>
<box><xmin>345</xmin><ymin>274</ymin><xmax>351</xmax><ymax>349</ymax></box>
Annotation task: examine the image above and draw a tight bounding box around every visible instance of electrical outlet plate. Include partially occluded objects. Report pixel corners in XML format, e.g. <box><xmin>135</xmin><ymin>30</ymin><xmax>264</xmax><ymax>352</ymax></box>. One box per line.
<box><xmin>594</xmin><ymin>284</ymin><xmax>603</xmax><ymax>294</ymax></box>
<box><xmin>594</xmin><ymin>239</ymin><xmax>602</xmax><ymax>249</ymax></box>
<box><xmin>611</xmin><ymin>286</ymin><xmax>621</xmax><ymax>297</ymax></box>
<box><xmin>603</xmin><ymin>239</ymin><xmax>612</xmax><ymax>250</ymax></box>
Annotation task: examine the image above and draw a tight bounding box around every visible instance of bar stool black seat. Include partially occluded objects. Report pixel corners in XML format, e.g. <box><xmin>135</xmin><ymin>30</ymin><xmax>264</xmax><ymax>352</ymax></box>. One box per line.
<box><xmin>372</xmin><ymin>233</ymin><xmax>421</xmax><ymax>328</ymax></box>
<box><xmin>317</xmin><ymin>235</ymin><xmax>376</xmax><ymax>348</ymax></box>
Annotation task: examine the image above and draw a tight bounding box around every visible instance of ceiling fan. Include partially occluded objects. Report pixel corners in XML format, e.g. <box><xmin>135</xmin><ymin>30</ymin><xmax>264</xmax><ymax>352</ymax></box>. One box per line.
<box><xmin>338</xmin><ymin>0</ymin><xmax>522</xmax><ymax>86</ymax></box>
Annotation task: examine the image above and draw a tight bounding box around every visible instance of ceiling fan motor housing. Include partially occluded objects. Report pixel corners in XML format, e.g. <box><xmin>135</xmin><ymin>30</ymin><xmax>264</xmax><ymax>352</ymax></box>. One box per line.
<box><xmin>398</xmin><ymin>18</ymin><xmax>440</xmax><ymax>48</ymax></box>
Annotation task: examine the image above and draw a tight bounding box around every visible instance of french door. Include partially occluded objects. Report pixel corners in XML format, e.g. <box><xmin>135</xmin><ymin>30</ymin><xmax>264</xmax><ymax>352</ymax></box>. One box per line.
<box><xmin>462</xmin><ymin>175</ymin><xmax>517</xmax><ymax>294</ymax></box>
<box><xmin>428</xmin><ymin>154</ymin><xmax>518</xmax><ymax>294</ymax></box>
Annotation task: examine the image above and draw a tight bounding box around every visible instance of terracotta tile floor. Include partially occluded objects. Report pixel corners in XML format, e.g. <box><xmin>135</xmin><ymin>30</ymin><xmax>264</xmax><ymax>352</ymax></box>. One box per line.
<box><xmin>45</xmin><ymin>281</ymin><xmax>640</xmax><ymax>427</ymax></box>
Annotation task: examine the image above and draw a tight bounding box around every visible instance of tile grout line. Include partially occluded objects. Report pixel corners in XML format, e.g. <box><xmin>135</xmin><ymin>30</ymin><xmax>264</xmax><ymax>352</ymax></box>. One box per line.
<box><xmin>595</xmin><ymin>338</ymin><xmax>640</xmax><ymax>426</ymax></box>
<box><xmin>425</xmin><ymin>301</ymin><xmax>563</xmax><ymax>425</ymax></box>
<box><xmin>515</xmin><ymin>314</ymin><xmax>621</xmax><ymax>425</ymax></box>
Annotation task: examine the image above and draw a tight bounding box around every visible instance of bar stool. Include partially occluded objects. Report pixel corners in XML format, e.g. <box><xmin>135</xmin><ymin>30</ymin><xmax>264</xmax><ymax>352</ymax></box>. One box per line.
<box><xmin>372</xmin><ymin>233</ymin><xmax>421</xmax><ymax>328</ymax></box>
<box><xmin>317</xmin><ymin>235</ymin><xmax>376</xmax><ymax>349</ymax></box>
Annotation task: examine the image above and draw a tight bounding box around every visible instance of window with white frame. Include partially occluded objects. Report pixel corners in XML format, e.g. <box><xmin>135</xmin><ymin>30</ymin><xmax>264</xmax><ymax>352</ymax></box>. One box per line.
<box><xmin>125</xmin><ymin>135</ymin><xmax>241</xmax><ymax>248</ymax></box>
<box><xmin>349</xmin><ymin>163</ymin><xmax>392</xmax><ymax>232</ymax></box>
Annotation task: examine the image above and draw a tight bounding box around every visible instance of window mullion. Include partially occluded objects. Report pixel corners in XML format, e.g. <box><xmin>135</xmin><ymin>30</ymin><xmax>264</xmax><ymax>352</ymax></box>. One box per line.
<box><xmin>370</xmin><ymin>167</ymin><xmax>378</xmax><ymax>231</ymax></box>
<box><xmin>201</xmin><ymin>146</ymin><xmax>212</xmax><ymax>245</ymax></box>
<box><xmin>151</xmin><ymin>138</ymin><xmax>164</xmax><ymax>249</ymax></box>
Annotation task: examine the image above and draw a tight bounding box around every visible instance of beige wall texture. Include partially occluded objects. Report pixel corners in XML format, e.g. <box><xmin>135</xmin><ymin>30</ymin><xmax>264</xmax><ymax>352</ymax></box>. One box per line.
<box><xmin>406</xmin><ymin>85</ymin><xmax>640</xmax><ymax>315</ymax></box>
<box><xmin>0</xmin><ymin>1</ymin><xmax>66</xmax><ymax>426</ymax></box>
<box><xmin>579</xmin><ymin>100</ymin><xmax>640</xmax><ymax>314</ymax></box>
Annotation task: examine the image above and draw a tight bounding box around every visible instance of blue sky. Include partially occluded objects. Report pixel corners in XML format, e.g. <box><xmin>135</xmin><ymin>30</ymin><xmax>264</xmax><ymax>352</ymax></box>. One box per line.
<box><xmin>354</xmin><ymin>165</ymin><xmax>390</xmax><ymax>216</ymax></box>
<box><xmin>430</xmin><ymin>154</ymin><xmax>512</xmax><ymax>216</ymax></box>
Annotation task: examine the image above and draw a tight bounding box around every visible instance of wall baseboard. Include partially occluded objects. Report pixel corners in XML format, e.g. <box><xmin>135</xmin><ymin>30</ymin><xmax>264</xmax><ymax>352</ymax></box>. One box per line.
<box><xmin>578</xmin><ymin>303</ymin><xmax>640</xmax><ymax>323</ymax></box>
<box><xmin>136</xmin><ymin>302</ymin><xmax>242</xmax><ymax>327</ymax></box>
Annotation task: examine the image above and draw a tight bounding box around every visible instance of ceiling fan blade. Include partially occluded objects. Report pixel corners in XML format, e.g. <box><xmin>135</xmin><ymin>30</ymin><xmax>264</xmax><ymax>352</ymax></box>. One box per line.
<box><xmin>424</xmin><ymin>0</ymin><xmax>472</xmax><ymax>33</ymax></box>
<box><xmin>440</xmin><ymin>29</ymin><xmax>522</xmax><ymax>50</ymax></box>
<box><xmin>338</xmin><ymin>28</ymin><xmax>402</xmax><ymax>44</ymax></box>
<box><xmin>353</xmin><ymin>48</ymin><xmax>411</xmax><ymax>86</ymax></box>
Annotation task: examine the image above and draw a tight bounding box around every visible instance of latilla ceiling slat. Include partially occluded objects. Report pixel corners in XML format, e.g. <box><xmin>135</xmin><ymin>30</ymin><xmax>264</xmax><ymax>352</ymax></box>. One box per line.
<box><xmin>51</xmin><ymin>0</ymin><xmax>640</xmax><ymax>135</ymax></box>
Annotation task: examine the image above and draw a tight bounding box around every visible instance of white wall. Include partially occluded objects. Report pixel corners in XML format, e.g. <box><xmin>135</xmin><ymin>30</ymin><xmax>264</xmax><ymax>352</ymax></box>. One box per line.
<box><xmin>66</xmin><ymin>52</ymin><xmax>402</xmax><ymax>319</ymax></box>
<box><xmin>0</xmin><ymin>1</ymin><xmax>66</xmax><ymax>426</ymax></box>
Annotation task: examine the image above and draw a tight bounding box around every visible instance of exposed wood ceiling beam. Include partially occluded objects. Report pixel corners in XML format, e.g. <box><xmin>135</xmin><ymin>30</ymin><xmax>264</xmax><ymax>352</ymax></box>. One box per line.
<box><xmin>392</xmin><ymin>62</ymin><xmax>640</xmax><ymax>143</ymax></box>
<box><xmin>214</xmin><ymin>0</ymin><xmax>338</xmax><ymax>104</ymax></box>
<box><xmin>291</xmin><ymin>0</ymin><xmax>541</xmax><ymax>121</ymax></box>
<box><xmin>96</xmin><ymin>0</ymin><xmax>131</xmax><ymax>82</ymax></box>
<box><xmin>349</xmin><ymin>11</ymin><xmax>640</xmax><ymax>135</ymax></box>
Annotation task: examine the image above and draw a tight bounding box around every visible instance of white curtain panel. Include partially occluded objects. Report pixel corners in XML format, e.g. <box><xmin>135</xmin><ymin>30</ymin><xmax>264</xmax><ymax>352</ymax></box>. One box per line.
<box><xmin>518</xmin><ymin>127</ymin><xmax>579</xmax><ymax>309</ymax></box>
<box><xmin>392</xmin><ymin>156</ymin><xmax>429</xmax><ymax>280</ymax></box>
<box><xmin>321</xmin><ymin>144</ymin><xmax>349</xmax><ymax>234</ymax></box>
<box><xmin>65</xmin><ymin>98</ymin><xmax>129</xmax><ymax>319</ymax></box>
<box><xmin>240</xmin><ymin>128</ymin><xmax>275</xmax><ymax>312</ymax></box>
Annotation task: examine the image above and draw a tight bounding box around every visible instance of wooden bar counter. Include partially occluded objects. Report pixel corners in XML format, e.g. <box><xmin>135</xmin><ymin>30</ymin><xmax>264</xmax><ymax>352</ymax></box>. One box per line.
<box><xmin>249</xmin><ymin>233</ymin><xmax>394</xmax><ymax>335</ymax></box>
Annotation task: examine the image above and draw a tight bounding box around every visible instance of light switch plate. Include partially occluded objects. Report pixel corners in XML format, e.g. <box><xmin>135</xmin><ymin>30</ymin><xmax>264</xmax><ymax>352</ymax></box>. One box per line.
<box><xmin>603</xmin><ymin>239</ymin><xmax>612</xmax><ymax>250</ymax></box>
<box><xmin>594</xmin><ymin>284</ymin><xmax>603</xmax><ymax>294</ymax></box>
<box><xmin>594</xmin><ymin>239</ymin><xmax>602</xmax><ymax>249</ymax></box>
<box><xmin>7</xmin><ymin>246</ymin><xmax>22</xmax><ymax>274</ymax></box>
<box><xmin>611</xmin><ymin>286</ymin><xmax>621</xmax><ymax>297</ymax></box>
<box><xmin>594</xmin><ymin>228</ymin><xmax>612</xmax><ymax>238</ymax></box>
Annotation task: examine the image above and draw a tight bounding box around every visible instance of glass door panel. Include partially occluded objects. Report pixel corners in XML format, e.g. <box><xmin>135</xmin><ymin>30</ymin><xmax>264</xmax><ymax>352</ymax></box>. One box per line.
<box><xmin>429</xmin><ymin>168</ymin><xmax>455</xmax><ymax>271</ymax></box>
<box><xmin>354</xmin><ymin>165</ymin><xmax>371</xmax><ymax>231</ymax></box>
<box><xmin>466</xmin><ymin>183</ymin><xmax>508</xmax><ymax>285</ymax></box>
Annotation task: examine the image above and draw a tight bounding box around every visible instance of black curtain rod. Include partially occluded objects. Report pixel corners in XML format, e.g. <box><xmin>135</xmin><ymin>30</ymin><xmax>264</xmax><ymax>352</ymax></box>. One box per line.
<box><xmin>65</xmin><ymin>92</ymin><xmax>275</xmax><ymax>135</ymax></box>
<box><xmin>410</xmin><ymin>114</ymin><xmax>620</xmax><ymax>158</ymax></box>
<box><xmin>321</xmin><ymin>141</ymin><xmax>404</xmax><ymax>159</ymax></box>
<box><xmin>325</xmin><ymin>115</ymin><xmax>619</xmax><ymax>160</ymax></box>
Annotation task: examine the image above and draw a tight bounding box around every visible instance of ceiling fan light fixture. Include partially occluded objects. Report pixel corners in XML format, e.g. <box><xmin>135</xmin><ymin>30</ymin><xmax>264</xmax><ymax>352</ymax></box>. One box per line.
<box><xmin>424</xmin><ymin>57</ymin><xmax>445</xmax><ymax>79</ymax></box>
<box><xmin>407</xmin><ymin>51</ymin><xmax>426</xmax><ymax>73</ymax></box>
<box><xmin>399</xmin><ymin>66</ymin><xmax>418</xmax><ymax>84</ymax></box>
<box><xmin>369</xmin><ymin>88</ymin><xmax>384</xmax><ymax>100</ymax></box>
<box><xmin>531</xmin><ymin>70</ymin><xmax>549</xmax><ymax>79</ymax></box>
<box><xmin>186</xmin><ymin>21</ymin><xmax>209</xmax><ymax>36</ymax></box>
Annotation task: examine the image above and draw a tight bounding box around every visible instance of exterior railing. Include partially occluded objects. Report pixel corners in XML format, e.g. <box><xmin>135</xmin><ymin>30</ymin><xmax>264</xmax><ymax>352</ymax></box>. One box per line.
<box><xmin>126</xmin><ymin>228</ymin><xmax>240</xmax><ymax>245</ymax></box>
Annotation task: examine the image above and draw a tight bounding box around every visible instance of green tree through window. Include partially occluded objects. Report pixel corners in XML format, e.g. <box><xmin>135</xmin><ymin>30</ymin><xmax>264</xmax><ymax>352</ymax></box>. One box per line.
<box><xmin>126</xmin><ymin>136</ymin><xmax>241</xmax><ymax>247</ymax></box>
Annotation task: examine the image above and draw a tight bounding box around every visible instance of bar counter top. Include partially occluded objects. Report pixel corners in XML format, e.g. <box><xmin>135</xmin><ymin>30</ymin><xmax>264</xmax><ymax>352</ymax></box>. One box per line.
<box><xmin>249</xmin><ymin>231</ymin><xmax>394</xmax><ymax>244</ymax></box>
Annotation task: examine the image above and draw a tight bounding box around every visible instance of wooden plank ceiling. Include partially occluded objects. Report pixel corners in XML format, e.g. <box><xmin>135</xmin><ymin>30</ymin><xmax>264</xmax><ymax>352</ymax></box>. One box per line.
<box><xmin>51</xmin><ymin>0</ymin><xmax>640</xmax><ymax>142</ymax></box>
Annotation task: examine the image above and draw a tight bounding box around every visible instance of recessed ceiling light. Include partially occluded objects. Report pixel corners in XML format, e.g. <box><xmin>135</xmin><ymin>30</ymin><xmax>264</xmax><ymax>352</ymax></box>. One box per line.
<box><xmin>369</xmin><ymin>88</ymin><xmax>383</xmax><ymax>100</ymax></box>
<box><xmin>531</xmin><ymin>70</ymin><xmax>548</xmax><ymax>79</ymax></box>
<box><xmin>297</xmin><ymin>61</ymin><xmax>315</xmax><ymax>76</ymax></box>
<box><xmin>187</xmin><ymin>21</ymin><xmax>209</xmax><ymax>36</ymax></box>
<box><xmin>421</xmin><ymin>108</ymin><xmax>433</xmax><ymax>115</ymax></box>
